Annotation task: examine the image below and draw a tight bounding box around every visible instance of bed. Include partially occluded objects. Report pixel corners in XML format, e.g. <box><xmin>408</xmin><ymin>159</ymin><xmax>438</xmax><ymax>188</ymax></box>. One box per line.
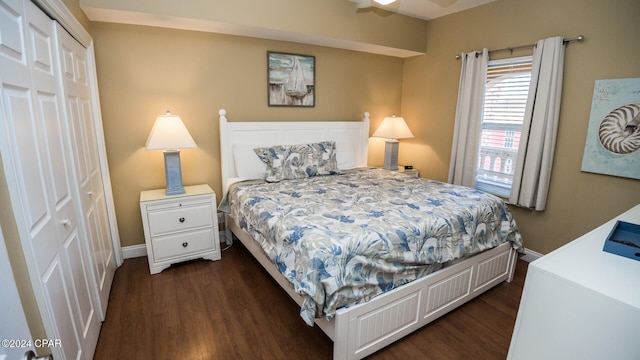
<box><xmin>218</xmin><ymin>109</ymin><xmax>523</xmax><ymax>360</ymax></box>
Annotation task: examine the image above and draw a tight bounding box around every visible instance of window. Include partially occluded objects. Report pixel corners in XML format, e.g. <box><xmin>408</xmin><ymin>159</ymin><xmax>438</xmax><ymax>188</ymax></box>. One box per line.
<box><xmin>483</xmin><ymin>155</ymin><xmax>491</xmax><ymax>170</ymax></box>
<box><xmin>504</xmin><ymin>130</ymin><xmax>515</xmax><ymax>148</ymax></box>
<box><xmin>505</xmin><ymin>158</ymin><xmax>513</xmax><ymax>174</ymax></box>
<box><xmin>476</xmin><ymin>56</ymin><xmax>532</xmax><ymax>197</ymax></box>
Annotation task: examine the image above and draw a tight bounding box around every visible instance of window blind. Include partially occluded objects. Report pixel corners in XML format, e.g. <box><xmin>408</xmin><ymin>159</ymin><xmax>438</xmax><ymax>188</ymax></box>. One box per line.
<box><xmin>476</xmin><ymin>56</ymin><xmax>533</xmax><ymax>197</ymax></box>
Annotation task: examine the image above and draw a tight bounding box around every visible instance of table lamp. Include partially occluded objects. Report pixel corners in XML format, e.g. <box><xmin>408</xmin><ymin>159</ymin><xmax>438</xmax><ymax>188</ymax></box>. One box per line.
<box><xmin>372</xmin><ymin>115</ymin><xmax>414</xmax><ymax>171</ymax></box>
<box><xmin>145</xmin><ymin>111</ymin><xmax>197</xmax><ymax>195</ymax></box>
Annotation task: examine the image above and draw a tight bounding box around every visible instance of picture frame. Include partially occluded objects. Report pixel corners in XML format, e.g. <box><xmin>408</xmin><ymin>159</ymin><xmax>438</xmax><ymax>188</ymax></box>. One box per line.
<box><xmin>580</xmin><ymin>78</ymin><xmax>640</xmax><ymax>180</ymax></box>
<box><xmin>268</xmin><ymin>51</ymin><xmax>315</xmax><ymax>107</ymax></box>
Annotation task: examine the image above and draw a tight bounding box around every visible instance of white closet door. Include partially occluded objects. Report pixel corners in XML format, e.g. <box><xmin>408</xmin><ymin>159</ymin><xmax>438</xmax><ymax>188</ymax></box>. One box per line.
<box><xmin>56</xmin><ymin>22</ymin><xmax>116</xmax><ymax>320</ymax></box>
<box><xmin>0</xmin><ymin>0</ymin><xmax>100</xmax><ymax>359</ymax></box>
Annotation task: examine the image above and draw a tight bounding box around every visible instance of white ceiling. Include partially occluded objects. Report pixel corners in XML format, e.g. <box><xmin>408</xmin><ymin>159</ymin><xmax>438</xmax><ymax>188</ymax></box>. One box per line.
<box><xmin>350</xmin><ymin>0</ymin><xmax>496</xmax><ymax>20</ymax></box>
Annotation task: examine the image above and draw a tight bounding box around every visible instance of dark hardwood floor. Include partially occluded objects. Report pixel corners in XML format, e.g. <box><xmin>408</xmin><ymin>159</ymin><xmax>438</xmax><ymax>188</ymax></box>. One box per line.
<box><xmin>94</xmin><ymin>243</ymin><xmax>528</xmax><ymax>359</ymax></box>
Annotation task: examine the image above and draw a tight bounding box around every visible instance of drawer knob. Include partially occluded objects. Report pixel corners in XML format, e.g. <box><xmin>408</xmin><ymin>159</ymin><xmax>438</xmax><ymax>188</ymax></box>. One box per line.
<box><xmin>179</xmin><ymin>217</ymin><xmax>185</xmax><ymax>223</ymax></box>
<box><xmin>182</xmin><ymin>242</ymin><xmax>188</xmax><ymax>248</ymax></box>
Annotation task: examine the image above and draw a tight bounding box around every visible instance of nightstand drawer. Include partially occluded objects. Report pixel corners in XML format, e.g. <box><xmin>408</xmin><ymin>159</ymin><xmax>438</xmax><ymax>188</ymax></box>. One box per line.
<box><xmin>148</xmin><ymin>204</ymin><xmax>214</xmax><ymax>236</ymax></box>
<box><xmin>152</xmin><ymin>228</ymin><xmax>216</xmax><ymax>262</ymax></box>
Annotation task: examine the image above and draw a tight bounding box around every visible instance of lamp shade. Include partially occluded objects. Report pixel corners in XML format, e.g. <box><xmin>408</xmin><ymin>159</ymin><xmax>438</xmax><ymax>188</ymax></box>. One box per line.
<box><xmin>374</xmin><ymin>0</ymin><xmax>396</xmax><ymax>4</ymax></box>
<box><xmin>372</xmin><ymin>115</ymin><xmax>414</xmax><ymax>140</ymax></box>
<box><xmin>145</xmin><ymin>111</ymin><xmax>197</xmax><ymax>150</ymax></box>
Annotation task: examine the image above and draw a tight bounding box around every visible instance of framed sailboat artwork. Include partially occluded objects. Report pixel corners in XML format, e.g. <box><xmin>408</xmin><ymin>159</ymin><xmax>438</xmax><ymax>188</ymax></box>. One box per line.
<box><xmin>268</xmin><ymin>51</ymin><xmax>315</xmax><ymax>107</ymax></box>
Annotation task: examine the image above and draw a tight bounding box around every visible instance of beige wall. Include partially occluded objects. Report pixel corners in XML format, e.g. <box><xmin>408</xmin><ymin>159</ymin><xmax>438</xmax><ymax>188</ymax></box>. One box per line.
<box><xmin>401</xmin><ymin>0</ymin><xmax>640</xmax><ymax>253</ymax></box>
<box><xmin>91</xmin><ymin>22</ymin><xmax>405</xmax><ymax>247</ymax></box>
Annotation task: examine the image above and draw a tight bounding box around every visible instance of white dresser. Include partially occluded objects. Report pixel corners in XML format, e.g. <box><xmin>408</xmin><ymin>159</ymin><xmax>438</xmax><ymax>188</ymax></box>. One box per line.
<box><xmin>507</xmin><ymin>204</ymin><xmax>640</xmax><ymax>360</ymax></box>
<box><xmin>140</xmin><ymin>184</ymin><xmax>222</xmax><ymax>274</ymax></box>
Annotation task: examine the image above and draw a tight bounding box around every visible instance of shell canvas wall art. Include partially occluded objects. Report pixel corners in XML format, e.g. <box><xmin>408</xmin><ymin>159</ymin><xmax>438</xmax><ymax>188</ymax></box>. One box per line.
<box><xmin>581</xmin><ymin>78</ymin><xmax>640</xmax><ymax>180</ymax></box>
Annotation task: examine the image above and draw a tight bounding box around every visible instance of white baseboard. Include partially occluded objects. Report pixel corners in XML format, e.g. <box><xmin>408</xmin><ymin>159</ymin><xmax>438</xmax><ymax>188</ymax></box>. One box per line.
<box><xmin>122</xmin><ymin>244</ymin><xmax>147</xmax><ymax>259</ymax></box>
<box><xmin>520</xmin><ymin>248</ymin><xmax>543</xmax><ymax>263</ymax></box>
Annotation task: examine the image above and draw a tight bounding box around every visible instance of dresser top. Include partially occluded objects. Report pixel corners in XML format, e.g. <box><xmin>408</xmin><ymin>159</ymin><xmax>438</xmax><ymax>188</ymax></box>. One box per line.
<box><xmin>140</xmin><ymin>184</ymin><xmax>214</xmax><ymax>202</ymax></box>
<box><xmin>530</xmin><ymin>204</ymin><xmax>640</xmax><ymax>308</ymax></box>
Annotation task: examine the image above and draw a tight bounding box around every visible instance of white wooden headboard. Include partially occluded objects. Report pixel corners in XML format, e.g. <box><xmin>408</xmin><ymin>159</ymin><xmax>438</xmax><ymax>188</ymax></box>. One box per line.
<box><xmin>218</xmin><ymin>109</ymin><xmax>370</xmax><ymax>192</ymax></box>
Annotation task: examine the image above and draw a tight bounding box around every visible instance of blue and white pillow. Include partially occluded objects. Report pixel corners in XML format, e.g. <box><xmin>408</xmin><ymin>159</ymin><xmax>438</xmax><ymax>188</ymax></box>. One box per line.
<box><xmin>254</xmin><ymin>141</ymin><xmax>341</xmax><ymax>182</ymax></box>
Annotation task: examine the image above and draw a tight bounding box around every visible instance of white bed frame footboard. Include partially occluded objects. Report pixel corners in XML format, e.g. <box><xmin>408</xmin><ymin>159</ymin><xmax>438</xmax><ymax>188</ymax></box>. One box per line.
<box><xmin>218</xmin><ymin>109</ymin><xmax>518</xmax><ymax>359</ymax></box>
<box><xmin>227</xmin><ymin>215</ymin><xmax>517</xmax><ymax>360</ymax></box>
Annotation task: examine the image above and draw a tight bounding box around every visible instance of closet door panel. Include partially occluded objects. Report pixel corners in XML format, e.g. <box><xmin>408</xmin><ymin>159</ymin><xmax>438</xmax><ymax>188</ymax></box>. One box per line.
<box><xmin>28</xmin><ymin>20</ymin><xmax>54</xmax><ymax>77</ymax></box>
<box><xmin>80</xmin><ymin>95</ymin><xmax>110</xmax><ymax>289</ymax></box>
<box><xmin>0</xmin><ymin>0</ymin><xmax>26</xmax><ymax>66</ymax></box>
<box><xmin>3</xmin><ymin>89</ymin><xmax>47</xmax><ymax>225</ymax></box>
<box><xmin>61</xmin><ymin>227</ymin><xmax>98</xmax><ymax>349</ymax></box>
<box><xmin>35</xmin><ymin>17</ymin><xmax>101</xmax><ymax>359</ymax></box>
<box><xmin>3</xmin><ymin>88</ymin><xmax>59</xmax><ymax>272</ymax></box>
<box><xmin>25</xmin><ymin>0</ymin><xmax>77</xmax><ymax>275</ymax></box>
<box><xmin>41</xmin><ymin>95</ymin><xmax>69</xmax><ymax>200</ymax></box>
<box><xmin>68</xmin><ymin>97</ymin><xmax>89</xmax><ymax>187</ymax></box>
<box><xmin>41</xmin><ymin>256</ymin><xmax>81</xmax><ymax>360</ymax></box>
<box><xmin>29</xmin><ymin>6</ymin><xmax>93</xmax><ymax>360</ymax></box>
<box><xmin>85</xmin><ymin>203</ymin><xmax>103</xmax><ymax>284</ymax></box>
<box><xmin>95</xmin><ymin>196</ymin><xmax>111</xmax><ymax>282</ymax></box>
<box><xmin>82</xmin><ymin>99</ymin><xmax>102</xmax><ymax>195</ymax></box>
<box><xmin>57</xmin><ymin>24</ymin><xmax>116</xmax><ymax>318</ymax></box>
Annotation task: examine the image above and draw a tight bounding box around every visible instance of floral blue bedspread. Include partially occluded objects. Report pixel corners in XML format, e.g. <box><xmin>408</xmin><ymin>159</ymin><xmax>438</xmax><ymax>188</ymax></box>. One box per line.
<box><xmin>224</xmin><ymin>168</ymin><xmax>523</xmax><ymax>325</ymax></box>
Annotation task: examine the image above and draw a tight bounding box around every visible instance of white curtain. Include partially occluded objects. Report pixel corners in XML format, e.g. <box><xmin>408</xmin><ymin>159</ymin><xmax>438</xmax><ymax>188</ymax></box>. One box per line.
<box><xmin>448</xmin><ymin>49</ymin><xmax>488</xmax><ymax>187</ymax></box>
<box><xmin>509</xmin><ymin>36</ymin><xmax>565</xmax><ymax>210</ymax></box>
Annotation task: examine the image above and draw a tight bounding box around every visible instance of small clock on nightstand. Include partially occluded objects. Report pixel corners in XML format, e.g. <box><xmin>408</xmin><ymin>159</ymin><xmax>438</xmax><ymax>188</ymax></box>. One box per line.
<box><xmin>140</xmin><ymin>184</ymin><xmax>221</xmax><ymax>274</ymax></box>
<box><xmin>396</xmin><ymin>166</ymin><xmax>420</xmax><ymax>178</ymax></box>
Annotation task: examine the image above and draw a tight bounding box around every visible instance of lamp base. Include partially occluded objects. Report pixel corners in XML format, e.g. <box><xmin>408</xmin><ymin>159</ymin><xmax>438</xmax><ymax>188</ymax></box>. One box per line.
<box><xmin>163</xmin><ymin>150</ymin><xmax>185</xmax><ymax>195</ymax></box>
<box><xmin>382</xmin><ymin>140</ymin><xmax>399</xmax><ymax>171</ymax></box>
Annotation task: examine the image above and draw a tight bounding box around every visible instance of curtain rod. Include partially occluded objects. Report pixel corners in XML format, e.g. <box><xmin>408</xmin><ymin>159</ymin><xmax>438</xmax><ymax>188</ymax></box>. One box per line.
<box><xmin>454</xmin><ymin>35</ymin><xmax>584</xmax><ymax>59</ymax></box>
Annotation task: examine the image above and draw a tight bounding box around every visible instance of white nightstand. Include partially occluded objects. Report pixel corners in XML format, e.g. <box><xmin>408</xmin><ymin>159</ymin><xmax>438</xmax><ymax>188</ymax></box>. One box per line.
<box><xmin>140</xmin><ymin>184</ymin><xmax>221</xmax><ymax>274</ymax></box>
<box><xmin>379</xmin><ymin>167</ymin><xmax>420</xmax><ymax>178</ymax></box>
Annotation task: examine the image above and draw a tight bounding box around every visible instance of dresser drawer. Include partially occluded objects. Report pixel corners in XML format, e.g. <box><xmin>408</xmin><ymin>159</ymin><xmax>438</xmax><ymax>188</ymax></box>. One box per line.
<box><xmin>147</xmin><ymin>203</ymin><xmax>214</xmax><ymax>236</ymax></box>
<box><xmin>152</xmin><ymin>228</ymin><xmax>216</xmax><ymax>262</ymax></box>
